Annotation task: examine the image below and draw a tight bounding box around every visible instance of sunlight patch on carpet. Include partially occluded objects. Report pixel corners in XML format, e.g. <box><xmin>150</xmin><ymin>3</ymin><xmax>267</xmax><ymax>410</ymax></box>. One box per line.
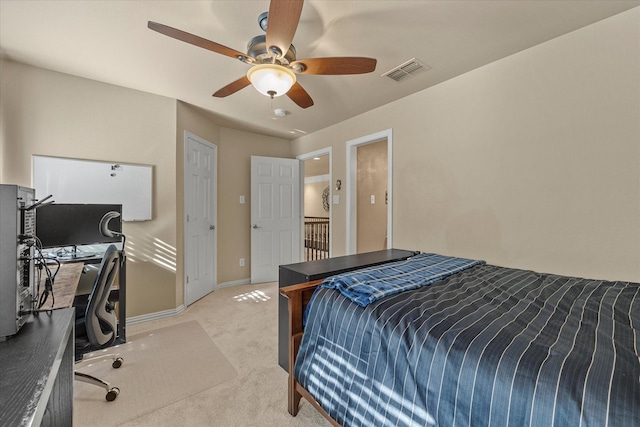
<box><xmin>233</xmin><ymin>289</ymin><xmax>271</xmax><ymax>302</ymax></box>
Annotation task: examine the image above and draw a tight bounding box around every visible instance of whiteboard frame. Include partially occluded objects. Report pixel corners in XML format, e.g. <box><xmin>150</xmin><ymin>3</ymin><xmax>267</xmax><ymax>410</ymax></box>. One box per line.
<box><xmin>32</xmin><ymin>155</ymin><xmax>153</xmax><ymax>221</ymax></box>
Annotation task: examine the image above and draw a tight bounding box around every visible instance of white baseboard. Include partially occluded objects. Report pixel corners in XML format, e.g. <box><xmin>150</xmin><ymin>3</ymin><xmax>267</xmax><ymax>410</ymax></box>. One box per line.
<box><xmin>126</xmin><ymin>305</ymin><xmax>186</xmax><ymax>325</ymax></box>
<box><xmin>216</xmin><ymin>278</ymin><xmax>251</xmax><ymax>289</ymax></box>
<box><xmin>125</xmin><ymin>279</ymin><xmax>251</xmax><ymax>325</ymax></box>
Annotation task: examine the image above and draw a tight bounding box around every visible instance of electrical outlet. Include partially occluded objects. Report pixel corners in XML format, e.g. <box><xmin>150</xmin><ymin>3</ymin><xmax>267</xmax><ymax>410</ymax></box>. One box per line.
<box><xmin>239</xmin><ymin>258</ymin><xmax>245</xmax><ymax>267</ymax></box>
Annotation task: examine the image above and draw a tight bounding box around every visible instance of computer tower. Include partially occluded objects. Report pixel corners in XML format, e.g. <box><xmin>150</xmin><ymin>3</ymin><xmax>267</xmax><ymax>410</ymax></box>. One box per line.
<box><xmin>0</xmin><ymin>184</ymin><xmax>36</xmax><ymax>338</ymax></box>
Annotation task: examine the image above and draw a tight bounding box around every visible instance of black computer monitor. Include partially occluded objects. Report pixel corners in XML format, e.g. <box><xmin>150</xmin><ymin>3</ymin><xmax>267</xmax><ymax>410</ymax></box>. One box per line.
<box><xmin>36</xmin><ymin>203</ymin><xmax>122</xmax><ymax>249</ymax></box>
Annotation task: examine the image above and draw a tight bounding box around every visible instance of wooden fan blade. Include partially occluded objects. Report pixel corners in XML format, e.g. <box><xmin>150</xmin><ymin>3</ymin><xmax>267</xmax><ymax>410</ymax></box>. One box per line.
<box><xmin>148</xmin><ymin>21</ymin><xmax>249</xmax><ymax>61</ymax></box>
<box><xmin>265</xmin><ymin>0</ymin><xmax>303</xmax><ymax>58</ymax></box>
<box><xmin>213</xmin><ymin>76</ymin><xmax>251</xmax><ymax>98</ymax></box>
<box><xmin>291</xmin><ymin>57</ymin><xmax>377</xmax><ymax>75</ymax></box>
<box><xmin>286</xmin><ymin>82</ymin><xmax>314</xmax><ymax>108</ymax></box>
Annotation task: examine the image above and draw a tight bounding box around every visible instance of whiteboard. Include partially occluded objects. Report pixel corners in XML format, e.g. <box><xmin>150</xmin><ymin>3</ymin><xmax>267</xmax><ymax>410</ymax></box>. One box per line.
<box><xmin>33</xmin><ymin>155</ymin><xmax>152</xmax><ymax>221</ymax></box>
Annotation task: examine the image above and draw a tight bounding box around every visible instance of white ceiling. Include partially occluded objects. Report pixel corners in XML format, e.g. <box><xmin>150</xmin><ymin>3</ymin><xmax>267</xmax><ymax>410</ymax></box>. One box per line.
<box><xmin>1</xmin><ymin>1</ymin><xmax>638</xmax><ymax>140</ymax></box>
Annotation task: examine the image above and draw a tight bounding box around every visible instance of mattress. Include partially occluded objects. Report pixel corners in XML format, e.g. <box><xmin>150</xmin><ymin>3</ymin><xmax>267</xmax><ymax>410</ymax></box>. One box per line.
<box><xmin>294</xmin><ymin>261</ymin><xmax>640</xmax><ymax>426</ymax></box>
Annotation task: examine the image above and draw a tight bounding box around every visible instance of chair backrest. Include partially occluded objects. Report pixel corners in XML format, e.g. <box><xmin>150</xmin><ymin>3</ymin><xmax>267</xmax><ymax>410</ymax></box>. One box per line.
<box><xmin>85</xmin><ymin>245</ymin><xmax>120</xmax><ymax>347</ymax></box>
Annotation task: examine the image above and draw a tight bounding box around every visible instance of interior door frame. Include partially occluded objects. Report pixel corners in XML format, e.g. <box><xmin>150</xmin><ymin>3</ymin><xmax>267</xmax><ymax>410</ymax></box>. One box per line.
<box><xmin>183</xmin><ymin>131</ymin><xmax>217</xmax><ymax>305</ymax></box>
<box><xmin>297</xmin><ymin>147</ymin><xmax>333</xmax><ymax>259</ymax></box>
<box><xmin>346</xmin><ymin>129</ymin><xmax>393</xmax><ymax>255</ymax></box>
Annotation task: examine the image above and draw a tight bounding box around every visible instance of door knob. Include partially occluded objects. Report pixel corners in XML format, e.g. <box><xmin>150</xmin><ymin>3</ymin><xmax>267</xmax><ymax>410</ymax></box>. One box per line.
<box><xmin>209</xmin><ymin>225</ymin><xmax>215</xmax><ymax>230</ymax></box>
<box><xmin>252</xmin><ymin>224</ymin><xmax>260</xmax><ymax>229</ymax></box>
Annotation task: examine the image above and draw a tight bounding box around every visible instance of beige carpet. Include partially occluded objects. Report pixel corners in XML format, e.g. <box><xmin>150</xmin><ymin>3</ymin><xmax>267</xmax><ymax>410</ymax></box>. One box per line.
<box><xmin>73</xmin><ymin>282</ymin><xmax>330</xmax><ymax>426</ymax></box>
<box><xmin>73</xmin><ymin>321</ymin><xmax>237</xmax><ymax>426</ymax></box>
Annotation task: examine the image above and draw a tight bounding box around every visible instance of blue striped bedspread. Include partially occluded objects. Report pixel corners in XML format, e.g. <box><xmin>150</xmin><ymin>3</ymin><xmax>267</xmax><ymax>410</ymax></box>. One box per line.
<box><xmin>320</xmin><ymin>253</ymin><xmax>485</xmax><ymax>307</ymax></box>
<box><xmin>295</xmin><ymin>263</ymin><xmax>640</xmax><ymax>427</ymax></box>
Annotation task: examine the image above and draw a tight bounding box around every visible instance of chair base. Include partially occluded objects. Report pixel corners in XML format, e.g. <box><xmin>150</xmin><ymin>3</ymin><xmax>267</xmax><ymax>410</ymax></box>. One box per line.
<box><xmin>74</xmin><ymin>355</ymin><xmax>124</xmax><ymax>401</ymax></box>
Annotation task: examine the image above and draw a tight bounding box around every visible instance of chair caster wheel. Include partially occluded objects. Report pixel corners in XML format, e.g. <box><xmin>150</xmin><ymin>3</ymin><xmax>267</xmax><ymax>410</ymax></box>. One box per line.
<box><xmin>112</xmin><ymin>357</ymin><xmax>124</xmax><ymax>368</ymax></box>
<box><xmin>106</xmin><ymin>387</ymin><xmax>120</xmax><ymax>401</ymax></box>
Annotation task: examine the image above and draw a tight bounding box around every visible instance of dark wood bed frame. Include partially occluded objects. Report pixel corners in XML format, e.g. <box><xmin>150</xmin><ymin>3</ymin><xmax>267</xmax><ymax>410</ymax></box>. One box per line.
<box><xmin>279</xmin><ymin>279</ymin><xmax>340</xmax><ymax>426</ymax></box>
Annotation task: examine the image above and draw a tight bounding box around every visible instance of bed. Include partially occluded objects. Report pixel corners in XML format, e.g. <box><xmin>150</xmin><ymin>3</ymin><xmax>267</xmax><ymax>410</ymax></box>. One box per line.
<box><xmin>280</xmin><ymin>253</ymin><xmax>640</xmax><ymax>427</ymax></box>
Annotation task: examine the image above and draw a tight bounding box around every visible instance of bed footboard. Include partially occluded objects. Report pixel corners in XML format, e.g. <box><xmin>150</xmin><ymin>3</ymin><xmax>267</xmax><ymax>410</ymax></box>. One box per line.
<box><xmin>279</xmin><ymin>280</ymin><xmax>339</xmax><ymax>426</ymax></box>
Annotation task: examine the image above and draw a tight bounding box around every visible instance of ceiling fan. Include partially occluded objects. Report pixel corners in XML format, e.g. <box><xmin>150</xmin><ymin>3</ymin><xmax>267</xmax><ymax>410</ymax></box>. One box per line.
<box><xmin>148</xmin><ymin>0</ymin><xmax>377</xmax><ymax>109</ymax></box>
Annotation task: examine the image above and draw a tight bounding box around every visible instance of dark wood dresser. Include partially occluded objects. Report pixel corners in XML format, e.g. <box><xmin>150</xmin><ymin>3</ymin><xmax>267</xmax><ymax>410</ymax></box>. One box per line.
<box><xmin>0</xmin><ymin>308</ymin><xmax>74</xmax><ymax>426</ymax></box>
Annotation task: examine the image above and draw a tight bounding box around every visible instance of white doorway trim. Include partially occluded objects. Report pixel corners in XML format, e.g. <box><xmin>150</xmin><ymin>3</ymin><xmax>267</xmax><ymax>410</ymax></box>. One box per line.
<box><xmin>183</xmin><ymin>131</ymin><xmax>217</xmax><ymax>306</ymax></box>
<box><xmin>346</xmin><ymin>129</ymin><xmax>393</xmax><ymax>255</ymax></box>
<box><xmin>297</xmin><ymin>147</ymin><xmax>333</xmax><ymax>259</ymax></box>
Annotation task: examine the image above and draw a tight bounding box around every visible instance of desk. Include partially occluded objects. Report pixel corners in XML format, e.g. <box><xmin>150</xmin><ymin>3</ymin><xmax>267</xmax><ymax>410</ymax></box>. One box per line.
<box><xmin>52</xmin><ymin>262</ymin><xmax>84</xmax><ymax>308</ymax></box>
<box><xmin>0</xmin><ymin>308</ymin><xmax>74</xmax><ymax>426</ymax></box>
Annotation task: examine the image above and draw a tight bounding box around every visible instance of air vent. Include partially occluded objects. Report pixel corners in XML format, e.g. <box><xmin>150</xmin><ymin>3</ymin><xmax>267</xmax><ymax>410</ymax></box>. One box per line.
<box><xmin>382</xmin><ymin>58</ymin><xmax>430</xmax><ymax>82</ymax></box>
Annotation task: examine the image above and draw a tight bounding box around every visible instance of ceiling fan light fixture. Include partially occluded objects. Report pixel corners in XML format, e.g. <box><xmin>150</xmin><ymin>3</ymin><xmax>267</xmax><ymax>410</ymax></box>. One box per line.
<box><xmin>247</xmin><ymin>64</ymin><xmax>296</xmax><ymax>98</ymax></box>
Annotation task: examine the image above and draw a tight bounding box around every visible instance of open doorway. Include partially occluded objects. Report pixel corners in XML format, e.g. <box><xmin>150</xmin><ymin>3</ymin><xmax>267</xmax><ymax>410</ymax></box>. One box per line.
<box><xmin>298</xmin><ymin>148</ymin><xmax>332</xmax><ymax>261</ymax></box>
<box><xmin>356</xmin><ymin>140</ymin><xmax>388</xmax><ymax>253</ymax></box>
<box><xmin>346</xmin><ymin>129</ymin><xmax>393</xmax><ymax>255</ymax></box>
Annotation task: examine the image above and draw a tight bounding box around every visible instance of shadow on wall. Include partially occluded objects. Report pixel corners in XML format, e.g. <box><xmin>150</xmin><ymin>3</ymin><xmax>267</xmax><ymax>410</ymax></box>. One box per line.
<box><xmin>125</xmin><ymin>233</ymin><xmax>177</xmax><ymax>272</ymax></box>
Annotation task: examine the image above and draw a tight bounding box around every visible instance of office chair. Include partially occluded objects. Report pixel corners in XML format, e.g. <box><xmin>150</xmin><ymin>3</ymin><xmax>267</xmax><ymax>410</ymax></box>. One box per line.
<box><xmin>74</xmin><ymin>244</ymin><xmax>124</xmax><ymax>401</ymax></box>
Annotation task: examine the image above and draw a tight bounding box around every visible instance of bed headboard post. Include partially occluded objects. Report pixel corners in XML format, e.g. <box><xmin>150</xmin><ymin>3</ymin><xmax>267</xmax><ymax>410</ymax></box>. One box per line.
<box><xmin>280</xmin><ymin>279</ymin><xmax>323</xmax><ymax>415</ymax></box>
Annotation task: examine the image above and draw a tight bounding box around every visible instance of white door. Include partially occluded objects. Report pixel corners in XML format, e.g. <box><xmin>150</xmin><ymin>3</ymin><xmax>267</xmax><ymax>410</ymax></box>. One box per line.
<box><xmin>251</xmin><ymin>156</ymin><xmax>300</xmax><ymax>283</ymax></box>
<box><xmin>184</xmin><ymin>132</ymin><xmax>217</xmax><ymax>305</ymax></box>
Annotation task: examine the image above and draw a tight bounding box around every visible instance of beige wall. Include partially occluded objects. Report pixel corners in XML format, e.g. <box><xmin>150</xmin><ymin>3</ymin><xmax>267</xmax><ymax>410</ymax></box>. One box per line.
<box><xmin>215</xmin><ymin>127</ymin><xmax>292</xmax><ymax>283</ymax></box>
<box><xmin>304</xmin><ymin>181</ymin><xmax>330</xmax><ymax>218</ymax></box>
<box><xmin>176</xmin><ymin>105</ymin><xmax>291</xmax><ymax>295</ymax></box>
<box><xmin>292</xmin><ymin>9</ymin><xmax>640</xmax><ymax>282</ymax></box>
<box><xmin>0</xmin><ymin>61</ymin><xmax>293</xmax><ymax>318</ymax></box>
<box><xmin>1</xmin><ymin>8</ymin><xmax>637</xmax><ymax>319</ymax></box>
<box><xmin>0</xmin><ymin>59</ymin><xmax>178</xmax><ymax>317</ymax></box>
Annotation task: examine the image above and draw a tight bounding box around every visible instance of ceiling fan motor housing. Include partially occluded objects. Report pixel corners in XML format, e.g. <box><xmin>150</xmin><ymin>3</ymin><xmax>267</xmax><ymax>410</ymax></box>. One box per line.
<box><xmin>247</xmin><ymin>35</ymin><xmax>296</xmax><ymax>66</ymax></box>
